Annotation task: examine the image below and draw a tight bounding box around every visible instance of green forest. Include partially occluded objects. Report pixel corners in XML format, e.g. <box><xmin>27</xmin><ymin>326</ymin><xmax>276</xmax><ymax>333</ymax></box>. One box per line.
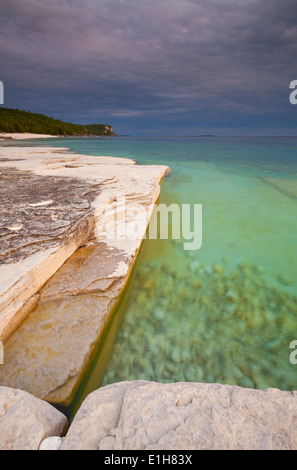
<box><xmin>0</xmin><ymin>108</ymin><xmax>116</xmax><ymax>136</ymax></box>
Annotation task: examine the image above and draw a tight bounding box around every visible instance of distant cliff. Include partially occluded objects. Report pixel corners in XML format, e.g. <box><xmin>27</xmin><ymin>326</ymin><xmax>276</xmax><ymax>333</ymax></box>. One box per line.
<box><xmin>84</xmin><ymin>124</ymin><xmax>116</xmax><ymax>136</ymax></box>
<box><xmin>0</xmin><ymin>107</ymin><xmax>117</xmax><ymax>136</ymax></box>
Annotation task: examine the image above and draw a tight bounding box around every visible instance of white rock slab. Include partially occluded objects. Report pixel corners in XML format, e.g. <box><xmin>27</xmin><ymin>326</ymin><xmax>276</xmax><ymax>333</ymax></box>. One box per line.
<box><xmin>0</xmin><ymin>145</ymin><xmax>169</xmax><ymax>405</ymax></box>
<box><xmin>0</xmin><ymin>145</ymin><xmax>169</xmax><ymax>342</ymax></box>
<box><xmin>61</xmin><ymin>381</ymin><xmax>297</xmax><ymax>450</ymax></box>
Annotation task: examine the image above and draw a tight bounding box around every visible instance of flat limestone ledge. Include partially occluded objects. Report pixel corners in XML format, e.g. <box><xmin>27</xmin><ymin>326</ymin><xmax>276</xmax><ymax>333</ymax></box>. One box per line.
<box><xmin>60</xmin><ymin>381</ymin><xmax>297</xmax><ymax>450</ymax></box>
<box><xmin>0</xmin><ymin>386</ymin><xmax>67</xmax><ymax>450</ymax></box>
<box><xmin>0</xmin><ymin>239</ymin><xmax>144</xmax><ymax>406</ymax></box>
<box><xmin>0</xmin><ymin>145</ymin><xmax>169</xmax><ymax>342</ymax></box>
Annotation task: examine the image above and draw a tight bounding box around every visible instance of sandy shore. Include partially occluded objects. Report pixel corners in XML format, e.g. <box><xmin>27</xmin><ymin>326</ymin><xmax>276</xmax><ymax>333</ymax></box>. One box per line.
<box><xmin>0</xmin><ymin>133</ymin><xmax>58</xmax><ymax>140</ymax></box>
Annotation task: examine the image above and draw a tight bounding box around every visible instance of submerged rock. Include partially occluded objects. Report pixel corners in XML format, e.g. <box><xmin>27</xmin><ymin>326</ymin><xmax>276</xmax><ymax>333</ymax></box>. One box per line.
<box><xmin>101</xmin><ymin>258</ymin><xmax>297</xmax><ymax>394</ymax></box>
<box><xmin>262</xmin><ymin>176</ymin><xmax>297</xmax><ymax>200</ymax></box>
<box><xmin>226</xmin><ymin>289</ymin><xmax>238</xmax><ymax>303</ymax></box>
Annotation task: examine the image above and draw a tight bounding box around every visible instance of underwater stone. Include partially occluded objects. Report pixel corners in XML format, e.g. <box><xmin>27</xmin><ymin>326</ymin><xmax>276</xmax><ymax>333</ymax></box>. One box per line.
<box><xmin>101</xmin><ymin>256</ymin><xmax>297</xmax><ymax>396</ymax></box>
<box><xmin>181</xmin><ymin>350</ymin><xmax>192</xmax><ymax>363</ymax></box>
<box><xmin>278</xmin><ymin>274</ymin><xmax>293</xmax><ymax>286</ymax></box>
<box><xmin>240</xmin><ymin>376</ymin><xmax>255</xmax><ymax>389</ymax></box>
<box><xmin>171</xmin><ymin>348</ymin><xmax>181</xmax><ymax>364</ymax></box>
<box><xmin>224</xmin><ymin>377</ymin><xmax>238</xmax><ymax>386</ymax></box>
<box><xmin>166</xmin><ymin>362</ymin><xmax>179</xmax><ymax>375</ymax></box>
<box><xmin>226</xmin><ymin>290</ymin><xmax>238</xmax><ymax>303</ymax></box>
<box><xmin>265</xmin><ymin>338</ymin><xmax>283</xmax><ymax>351</ymax></box>
<box><xmin>189</xmin><ymin>261</ymin><xmax>201</xmax><ymax>273</ymax></box>
<box><xmin>213</xmin><ymin>264</ymin><xmax>224</xmax><ymax>275</ymax></box>
<box><xmin>191</xmin><ymin>278</ymin><xmax>202</xmax><ymax>289</ymax></box>
<box><xmin>153</xmin><ymin>308</ymin><xmax>165</xmax><ymax>320</ymax></box>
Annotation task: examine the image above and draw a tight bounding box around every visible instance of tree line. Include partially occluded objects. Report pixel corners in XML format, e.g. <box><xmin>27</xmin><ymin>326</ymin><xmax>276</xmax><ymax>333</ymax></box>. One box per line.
<box><xmin>0</xmin><ymin>107</ymin><xmax>115</xmax><ymax>136</ymax></box>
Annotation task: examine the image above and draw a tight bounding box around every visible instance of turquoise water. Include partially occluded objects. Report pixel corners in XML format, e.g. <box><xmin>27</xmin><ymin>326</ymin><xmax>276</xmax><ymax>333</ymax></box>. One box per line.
<box><xmin>21</xmin><ymin>136</ymin><xmax>297</xmax><ymax>394</ymax></box>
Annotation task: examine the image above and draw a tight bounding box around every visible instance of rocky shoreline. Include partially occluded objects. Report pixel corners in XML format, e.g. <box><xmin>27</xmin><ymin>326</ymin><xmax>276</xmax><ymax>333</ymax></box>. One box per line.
<box><xmin>0</xmin><ymin>143</ymin><xmax>169</xmax><ymax>406</ymax></box>
<box><xmin>1</xmin><ymin>381</ymin><xmax>297</xmax><ymax>450</ymax></box>
<box><xmin>0</xmin><ymin>141</ymin><xmax>296</xmax><ymax>450</ymax></box>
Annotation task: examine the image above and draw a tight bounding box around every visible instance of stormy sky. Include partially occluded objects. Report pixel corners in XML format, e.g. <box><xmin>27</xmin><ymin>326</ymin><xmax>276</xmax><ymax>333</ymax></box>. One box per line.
<box><xmin>0</xmin><ymin>0</ymin><xmax>296</xmax><ymax>135</ymax></box>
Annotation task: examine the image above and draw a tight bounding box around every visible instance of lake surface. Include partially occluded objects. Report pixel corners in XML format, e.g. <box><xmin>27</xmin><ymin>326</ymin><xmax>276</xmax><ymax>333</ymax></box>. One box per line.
<box><xmin>16</xmin><ymin>136</ymin><xmax>297</xmax><ymax>415</ymax></box>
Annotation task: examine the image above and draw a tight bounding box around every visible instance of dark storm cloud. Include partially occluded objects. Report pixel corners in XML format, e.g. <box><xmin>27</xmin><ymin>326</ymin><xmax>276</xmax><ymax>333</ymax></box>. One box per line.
<box><xmin>0</xmin><ymin>0</ymin><xmax>296</xmax><ymax>134</ymax></box>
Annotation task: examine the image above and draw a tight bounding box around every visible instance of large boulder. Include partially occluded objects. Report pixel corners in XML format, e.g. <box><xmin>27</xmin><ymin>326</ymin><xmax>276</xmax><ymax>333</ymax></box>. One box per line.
<box><xmin>61</xmin><ymin>381</ymin><xmax>297</xmax><ymax>450</ymax></box>
<box><xmin>0</xmin><ymin>386</ymin><xmax>67</xmax><ymax>450</ymax></box>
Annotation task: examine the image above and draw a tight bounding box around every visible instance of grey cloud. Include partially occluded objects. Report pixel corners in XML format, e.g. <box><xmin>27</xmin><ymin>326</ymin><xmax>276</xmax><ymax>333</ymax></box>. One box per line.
<box><xmin>0</xmin><ymin>0</ymin><xmax>296</xmax><ymax>134</ymax></box>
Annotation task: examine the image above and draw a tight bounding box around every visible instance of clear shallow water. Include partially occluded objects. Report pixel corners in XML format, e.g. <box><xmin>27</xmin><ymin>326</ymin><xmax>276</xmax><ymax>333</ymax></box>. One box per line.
<box><xmin>14</xmin><ymin>137</ymin><xmax>297</xmax><ymax>405</ymax></box>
